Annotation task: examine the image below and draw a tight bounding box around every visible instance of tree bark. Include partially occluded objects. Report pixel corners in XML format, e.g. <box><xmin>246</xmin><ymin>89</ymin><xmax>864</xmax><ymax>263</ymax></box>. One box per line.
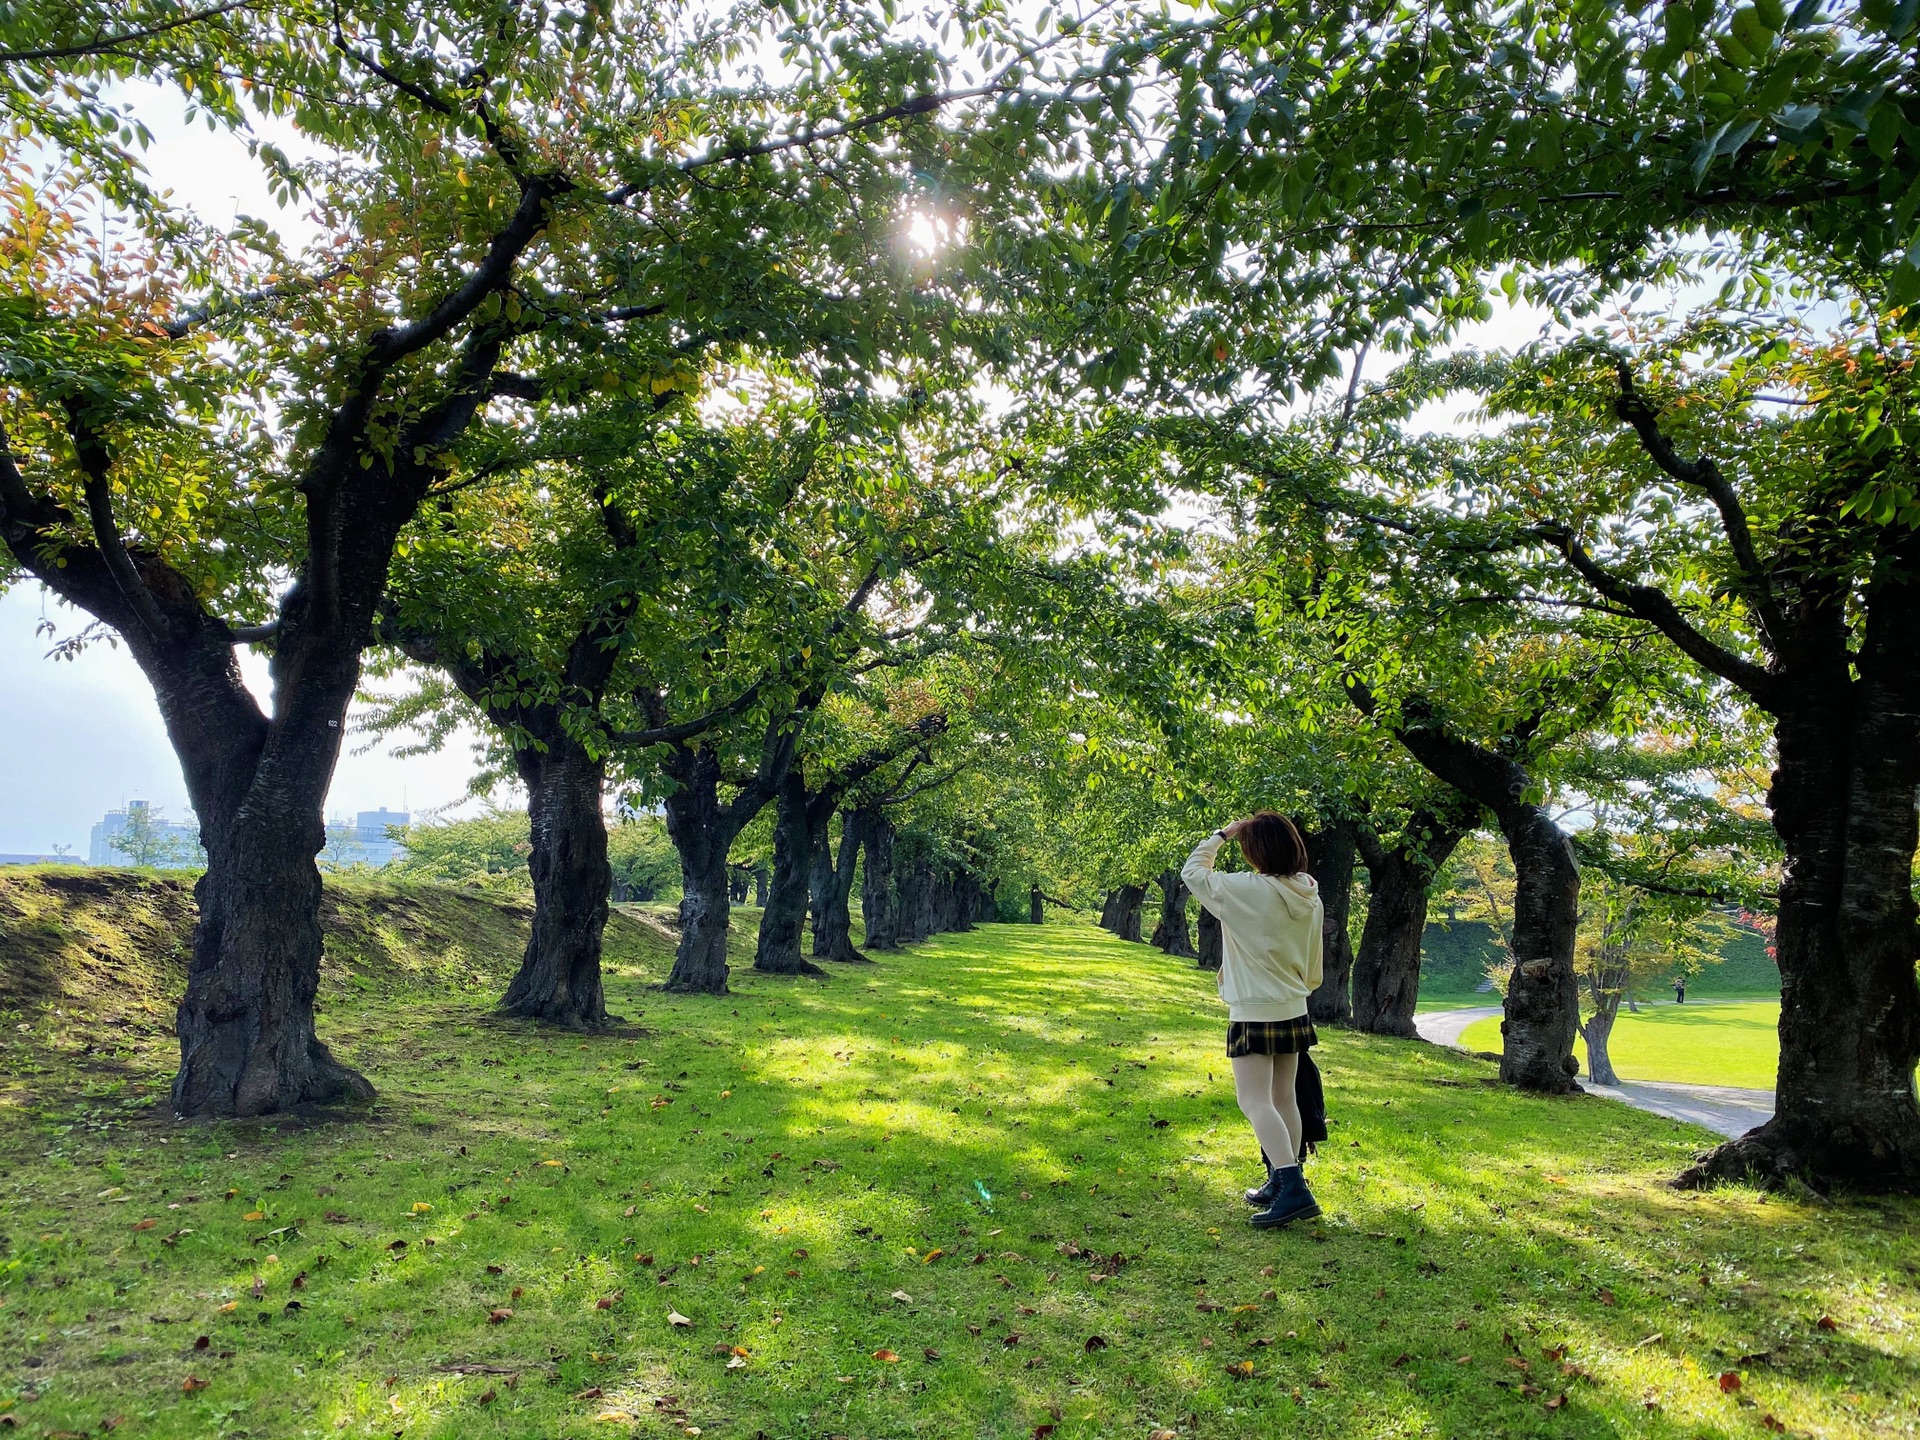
<box><xmin>1349</xmin><ymin>843</ymin><xmax>1432</xmax><ymax>1040</ymax></box>
<box><xmin>500</xmin><ymin>734</ymin><xmax>610</xmax><ymax>1028</ymax></box>
<box><xmin>811</xmin><ymin>809</ymin><xmax>868</xmax><ymax>962</ymax></box>
<box><xmin>753</xmin><ymin>866</ymin><xmax>768</xmax><ymax>907</ymax></box>
<box><xmin>754</xmin><ymin>769</ymin><xmax>826</xmax><ymax>976</ymax></box>
<box><xmin>1030</xmin><ymin>885</ymin><xmax>1045</xmax><ymax>924</ymax></box>
<box><xmin>1196</xmin><ymin>906</ymin><xmax>1222</xmax><ymax>972</ymax></box>
<box><xmin>661</xmin><ymin>750</ymin><xmax>737</xmax><ymax>994</ymax></box>
<box><xmin>1149</xmin><ymin>868</ymin><xmax>1195</xmax><ymax>957</ymax></box>
<box><xmin>1362</xmin><ymin>694</ymin><xmax>1581</xmax><ymax>1093</ymax></box>
<box><xmin>1305</xmin><ymin>819</ymin><xmax>1358</xmax><ymax>1024</ymax></box>
<box><xmin>1581</xmin><ymin>982</ymin><xmax>1624</xmax><ymax>1086</ymax></box>
<box><xmin>1098</xmin><ymin>889</ymin><xmax>1120</xmax><ymax>932</ymax></box>
<box><xmin>729</xmin><ymin>867</ymin><xmax>750</xmax><ymax>903</ymax></box>
<box><xmin>1681</xmin><ymin>569</ymin><xmax>1920</xmax><ymax>1188</ymax></box>
<box><xmin>1112</xmin><ymin>883</ymin><xmax>1145</xmax><ymax>943</ymax></box>
<box><xmin>859</xmin><ymin>808</ymin><xmax>898</xmax><ymax>951</ymax></box>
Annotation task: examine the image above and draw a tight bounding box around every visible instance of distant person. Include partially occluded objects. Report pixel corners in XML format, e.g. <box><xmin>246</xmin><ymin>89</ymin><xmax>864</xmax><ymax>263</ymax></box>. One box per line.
<box><xmin>1183</xmin><ymin>812</ymin><xmax>1325</xmax><ymax>1229</ymax></box>
<box><xmin>1674</xmin><ymin>979</ymin><xmax>1686</xmax><ymax>1004</ymax></box>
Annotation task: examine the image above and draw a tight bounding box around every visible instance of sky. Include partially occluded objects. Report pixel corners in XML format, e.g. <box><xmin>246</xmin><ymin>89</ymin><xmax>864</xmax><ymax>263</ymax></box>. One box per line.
<box><xmin>0</xmin><ymin>87</ymin><xmax>487</xmax><ymax>856</ymax></box>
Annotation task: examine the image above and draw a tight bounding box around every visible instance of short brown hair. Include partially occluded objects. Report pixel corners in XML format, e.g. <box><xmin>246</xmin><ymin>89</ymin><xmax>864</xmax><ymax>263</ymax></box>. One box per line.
<box><xmin>1239</xmin><ymin>811</ymin><xmax>1308</xmax><ymax>877</ymax></box>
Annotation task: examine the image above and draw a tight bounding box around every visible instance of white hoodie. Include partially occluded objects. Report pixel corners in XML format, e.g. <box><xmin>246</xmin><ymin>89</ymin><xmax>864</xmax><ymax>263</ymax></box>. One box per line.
<box><xmin>1181</xmin><ymin>832</ymin><xmax>1324</xmax><ymax>1022</ymax></box>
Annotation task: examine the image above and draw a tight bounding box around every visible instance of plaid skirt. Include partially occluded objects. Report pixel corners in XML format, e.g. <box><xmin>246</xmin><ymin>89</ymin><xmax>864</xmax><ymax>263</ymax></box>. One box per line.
<box><xmin>1226</xmin><ymin>1015</ymin><xmax>1318</xmax><ymax>1057</ymax></box>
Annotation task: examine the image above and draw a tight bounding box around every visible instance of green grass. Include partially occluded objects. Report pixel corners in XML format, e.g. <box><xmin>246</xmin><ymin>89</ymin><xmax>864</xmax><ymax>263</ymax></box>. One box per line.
<box><xmin>1459</xmin><ymin>1002</ymin><xmax>1781</xmax><ymax>1091</ymax></box>
<box><xmin>3</xmin><ymin>889</ymin><xmax>1916</xmax><ymax>1440</ymax></box>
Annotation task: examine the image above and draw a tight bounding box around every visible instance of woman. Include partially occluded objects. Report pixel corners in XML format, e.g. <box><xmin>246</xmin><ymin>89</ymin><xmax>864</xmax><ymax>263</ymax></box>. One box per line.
<box><xmin>1181</xmin><ymin>812</ymin><xmax>1324</xmax><ymax>1228</ymax></box>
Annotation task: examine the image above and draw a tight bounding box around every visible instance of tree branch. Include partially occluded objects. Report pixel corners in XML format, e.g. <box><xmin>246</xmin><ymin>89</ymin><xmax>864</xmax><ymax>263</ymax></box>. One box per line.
<box><xmin>0</xmin><ymin>0</ymin><xmax>254</xmax><ymax>64</ymax></box>
<box><xmin>62</xmin><ymin>399</ymin><xmax>169</xmax><ymax>641</ymax></box>
<box><xmin>1609</xmin><ymin>359</ymin><xmax>1784</xmax><ymax>647</ymax></box>
<box><xmin>1534</xmin><ymin>522</ymin><xmax>1778</xmax><ymax>706</ymax></box>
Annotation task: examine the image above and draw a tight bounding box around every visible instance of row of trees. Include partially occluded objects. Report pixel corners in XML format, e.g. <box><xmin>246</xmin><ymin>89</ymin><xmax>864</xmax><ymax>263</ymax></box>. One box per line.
<box><xmin>2</xmin><ymin>1</ymin><xmax>1915</xmax><ymax>1192</ymax></box>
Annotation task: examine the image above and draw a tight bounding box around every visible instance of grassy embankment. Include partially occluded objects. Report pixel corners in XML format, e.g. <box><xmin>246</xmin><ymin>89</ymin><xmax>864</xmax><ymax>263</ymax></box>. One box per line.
<box><xmin>2</xmin><ymin>867</ymin><xmax>1915</xmax><ymax>1440</ymax></box>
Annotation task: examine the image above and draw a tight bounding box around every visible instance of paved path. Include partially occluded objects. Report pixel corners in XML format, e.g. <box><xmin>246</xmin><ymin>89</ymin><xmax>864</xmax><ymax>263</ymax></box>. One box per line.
<box><xmin>1412</xmin><ymin>1006</ymin><xmax>1773</xmax><ymax>1140</ymax></box>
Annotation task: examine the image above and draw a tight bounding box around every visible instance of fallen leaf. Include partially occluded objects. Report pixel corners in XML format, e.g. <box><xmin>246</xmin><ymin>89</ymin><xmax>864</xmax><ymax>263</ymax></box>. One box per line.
<box><xmin>1392</xmin><ymin>1353</ymin><xmax>1412</xmax><ymax>1368</ymax></box>
<box><xmin>923</xmin><ymin>1348</ymin><xmax>941</xmax><ymax>1360</ymax></box>
<box><xmin>486</xmin><ymin>1264</ymin><xmax>504</xmax><ymax>1275</ymax></box>
<box><xmin>242</xmin><ymin>1211</ymin><xmax>264</xmax><ymax>1223</ymax></box>
<box><xmin>1816</xmin><ymin>1315</ymin><xmax>1839</xmax><ymax>1331</ymax></box>
<box><xmin>1455</xmin><ymin>1354</ymin><xmax>1472</xmax><ymax>1364</ymax></box>
<box><xmin>217</xmin><ymin>1301</ymin><xmax>238</xmax><ymax>1314</ymax></box>
<box><xmin>478</xmin><ymin>1388</ymin><xmax>496</xmax><ymax>1405</ymax></box>
<box><xmin>1761</xmin><ymin>1415</ymin><xmax>1786</xmax><ymax>1433</ymax></box>
<box><xmin>1002</xmin><ymin>1333</ymin><xmax>1022</xmax><ymax>1348</ymax></box>
<box><xmin>1542</xmin><ymin>1344</ymin><xmax>1569</xmax><ymax>1361</ymax></box>
<box><xmin>872</xmin><ymin>1349</ymin><xmax>900</xmax><ymax>1362</ymax></box>
<box><xmin>667</xmin><ymin>1311</ymin><xmax>693</xmax><ymax>1327</ymax></box>
<box><xmin>1544</xmin><ymin>1393</ymin><xmax>1567</xmax><ymax>1411</ymax></box>
<box><xmin>181</xmin><ymin>1375</ymin><xmax>209</xmax><ymax>1392</ymax></box>
<box><xmin>1084</xmin><ymin>1335</ymin><xmax>1108</xmax><ymax>1352</ymax></box>
<box><xmin>922</xmin><ymin>1248</ymin><xmax>944</xmax><ymax>1264</ymax></box>
<box><xmin>1150</xmin><ymin>1432</ymin><xmax>1178</xmax><ymax>1440</ymax></box>
<box><xmin>595</xmin><ymin>1291</ymin><xmax>623</xmax><ymax>1310</ymax></box>
<box><xmin>726</xmin><ymin>1355</ymin><xmax>747</xmax><ymax>1369</ymax></box>
<box><xmin>488</xmin><ymin>1308</ymin><xmax>513</xmax><ymax>1323</ymax></box>
<box><xmin>541</xmin><ymin>1159</ymin><xmax>564</xmax><ymax>1168</ymax></box>
<box><xmin>1226</xmin><ymin>1360</ymin><xmax>1255</xmax><ymax>1379</ymax></box>
<box><xmin>511</xmin><ymin>1287</ymin><xmax>524</xmax><ymax>1300</ymax></box>
<box><xmin>1033</xmin><ymin>1426</ymin><xmax>1056</xmax><ymax>1439</ymax></box>
<box><xmin>574</xmin><ymin>1386</ymin><xmax>605</xmax><ymax>1400</ymax></box>
<box><xmin>1718</xmin><ymin>1371</ymin><xmax>1742</xmax><ymax>1393</ymax></box>
<box><xmin>133</xmin><ymin>1218</ymin><xmax>158</xmax><ymax>1231</ymax></box>
<box><xmin>1454</xmin><ymin>1318</ymin><xmax>1470</xmax><ymax>1331</ymax></box>
<box><xmin>1598</xmin><ymin>1288</ymin><xmax>1616</xmax><ymax>1306</ymax></box>
<box><xmin>1506</xmin><ymin>1357</ymin><xmax>1532</xmax><ymax>1373</ymax></box>
<box><xmin>891</xmin><ymin>1290</ymin><xmax>913</xmax><ymax>1304</ymax></box>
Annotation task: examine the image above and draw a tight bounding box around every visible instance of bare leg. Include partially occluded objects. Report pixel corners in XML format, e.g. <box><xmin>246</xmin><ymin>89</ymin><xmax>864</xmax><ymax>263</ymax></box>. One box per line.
<box><xmin>1232</xmin><ymin>1054</ymin><xmax>1297</xmax><ymax>1168</ymax></box>
<box><xmin>1268</xmin><ymin>1052</ymin><xmax>1303</xmax><ymax>1158</ymax></box>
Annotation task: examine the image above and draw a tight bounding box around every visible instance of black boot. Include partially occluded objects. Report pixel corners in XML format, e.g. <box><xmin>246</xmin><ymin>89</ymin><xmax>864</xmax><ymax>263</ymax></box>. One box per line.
<box><xmin>1244</xmin><ymin>1165</ymin><xmax>1280</xmax><ymax>1206</ymax></box>
<box><xmin>1249</xmin><ymin>1165</ymin><xmax>1321</xmax><ymax>1228</ymax></box>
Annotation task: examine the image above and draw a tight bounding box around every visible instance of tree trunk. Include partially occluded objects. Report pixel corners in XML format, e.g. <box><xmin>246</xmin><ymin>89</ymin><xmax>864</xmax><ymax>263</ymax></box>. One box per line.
<box><xmin>1113</xmin><ymin>883</ymin><xmax>1145</xmax><ymax>943</ymax></box>
<box><xmin>812</xmin><ymin>809</ymin><xmax>868</xmax><ymax>962</ymax></box>
<box><xmin>1305</xmin><ymin>819</ymin><xmax>1358</xmax><ymax>1024</ymax></box>
<box><xmin>754</xmin><ymin>770</ymin><xmax>826</xmax><ymax>976</ymax></box>
<box><xmin>1498</xmin><ymin>805</ymin><xmax>1583</xmax><ymax>1093</ymax></box>
<box><xmin>1682</xmin><ymin>613</ymin><xmax>1920</xmax><ymax>1188</ymax></box>
<box><xmin>859</xmin><ymin>809</ymin><xmax>898</xmax><ymax>950</ymax></box>
<box><xmin>1030</xmin><ymin>885</ymin><xmax>1045</xmax><ymax>924</ymax></box>
<box><xmin>499</xmin><ymin>735</ymin><xmax>610</xmax><ymax>1028</ymax></box>
<box><xmin>167</xmin><ymin>626</ymin><xmax>376</xmax><ymax>1117</ymax></box>
<box><xmin>1348</xmin><ymin>846</ymin><xmax>1431</xmax><ymax>1040</ymax></box>
<box><xmin>1098</xmin><ymin>889</ymin><xmax>1120</xmax><ymax>932</ymax></box>
<box><xmin>752</xmin><ymin>866</ymin><xmax>768</xmax><ymax>906</ymax></box>
<box><xmin>1581</xmin><ymin>986</ymin><xmax>1623</xmax><ymax>1087</ymax></box>
<box><xmin>1149</xmin><ymin>868</ymin><xmax>1195</xmax><ymax>957</ymax></box>
<box><xmin>1380</xmin><ymin>703</ymin><xmax>1581</xmax><ymax>1094</ymax></box>
<box><xmin>1196</xmin><ymin>906</ymin><xmax>1222</xmax><ymax>971</ymax></box>
<box><xmin>730</xmin><ymin>867</ymin><xmax>750</xmax><ymax>903</ymax></box>
<box><xmin>662</xmin><ymin>753</ymin><xmax>734</xmax><ymax>994</ymax></box>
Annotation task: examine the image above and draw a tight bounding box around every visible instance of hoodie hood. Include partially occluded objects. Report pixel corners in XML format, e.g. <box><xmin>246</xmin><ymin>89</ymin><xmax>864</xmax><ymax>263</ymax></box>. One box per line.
<box><xmin>1269</xmin><ymin>872</ymin><xmax>1320</xmax><ymax>920</ymax></box>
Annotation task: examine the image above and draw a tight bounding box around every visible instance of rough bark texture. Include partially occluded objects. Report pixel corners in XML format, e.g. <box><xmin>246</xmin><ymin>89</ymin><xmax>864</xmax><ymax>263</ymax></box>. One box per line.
<box><xmin>1196</xmin><ymin>906</ymin><xmax>1222</xmax><ymax>972</ymax></box>
<box><xmin>754</xmin><ymin>769</ymin><xmax>825</xmax><ymax>977</ymax></box>
<box><xmin>1387</xmin><ymin>703</ymin><xmax>1583</xmax><ymax>1094</ymax></box>
<box><xmin>1098</xmin><ymin>890</ymin><xmax>1121</xmax><ymax>932</ymax></box>
<box><xmin>729</xmin><ymin>867</ymin><xmax>750</xmax><ymax>903</ymax></box>
<box><xmin>859</xmin><ymin>809</ymin><xmax>898</xmax><ymax>951</ymax></box>
<box><xmin>661</xmin><ymin>749</ymin><xmax>739</xmax><ymax>994</ymax></box>
<box><xmin>1305</xmin><ymin>819</ymin><xmax>1358</xmax><ymax>1024</ymax></box>
<box><xmin>1149</xmin><ymin>869</ymin><xmax>1195</xmax><ymax>957</ymax></box>
<box><xmin>1111</xmin><ymin>884</ymin><xmax>1145</xmax><ymax>943</ymax></box>
<box><xmin>811</xmin><ymin>810</ymin><xmax>868</xmax><ymax>962</ymax></box>
<box><xmin>500</xmin><ymin>735</ymin><xmax>610</xmax><ymax>1027</ymax></box>
<box><xmin>1581</xmin><ymin>996</ymin><xmax>1623</xmax><ymax>1086</ymax></box>
<box><xmin>753</xmin><ymin>867</ymin><xmax>768</xmax><ymax>907</ymax></box>
<box><xmin>1678</xmin><ymin>546</ymin><xmax>1920</xmax><ymax>1189</ymax></box>
<box><xmin>1349</xmin><ymin>805</ymin><xmax>1475</xmax><ymax>1040</ymax></box>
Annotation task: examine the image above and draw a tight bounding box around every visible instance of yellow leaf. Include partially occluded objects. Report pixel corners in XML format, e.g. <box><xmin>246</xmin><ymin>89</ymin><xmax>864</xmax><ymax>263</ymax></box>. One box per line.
<box><xmin>872</xmin><ymin>1348</ymin><xmax>900</xmax><ymax>1362</ymax></box>
<box><xmin>411</xmin><ymin>1203</ymin><xmax>433</xmax><ymax>1214</ymax></box>
<box><xmin>242</xmin><ymin>1211</ymin><xmax>265</xmax><ymax>1222</ymax></box>
<box><xmin>921</xmin><ymin>1248</ymin><xmax>944</xmax><ymax>1264</ymax></box>
<box><xmin>541</xmin><ymin>1159</ymin><xmax>564</xmax><ymax>1168</ymax></box>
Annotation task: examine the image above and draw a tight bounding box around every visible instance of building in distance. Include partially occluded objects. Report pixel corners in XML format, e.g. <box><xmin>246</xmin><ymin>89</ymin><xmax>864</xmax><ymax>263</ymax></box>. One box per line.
<box><xmin>88</xmin><ymin>800</ymin><xmax>203</xmax><ymax>868</ymax></box>
<box><xmin>321</xmin><ymin>808</ymin><xmax>410</xmax><ymax>869</ymax></box>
